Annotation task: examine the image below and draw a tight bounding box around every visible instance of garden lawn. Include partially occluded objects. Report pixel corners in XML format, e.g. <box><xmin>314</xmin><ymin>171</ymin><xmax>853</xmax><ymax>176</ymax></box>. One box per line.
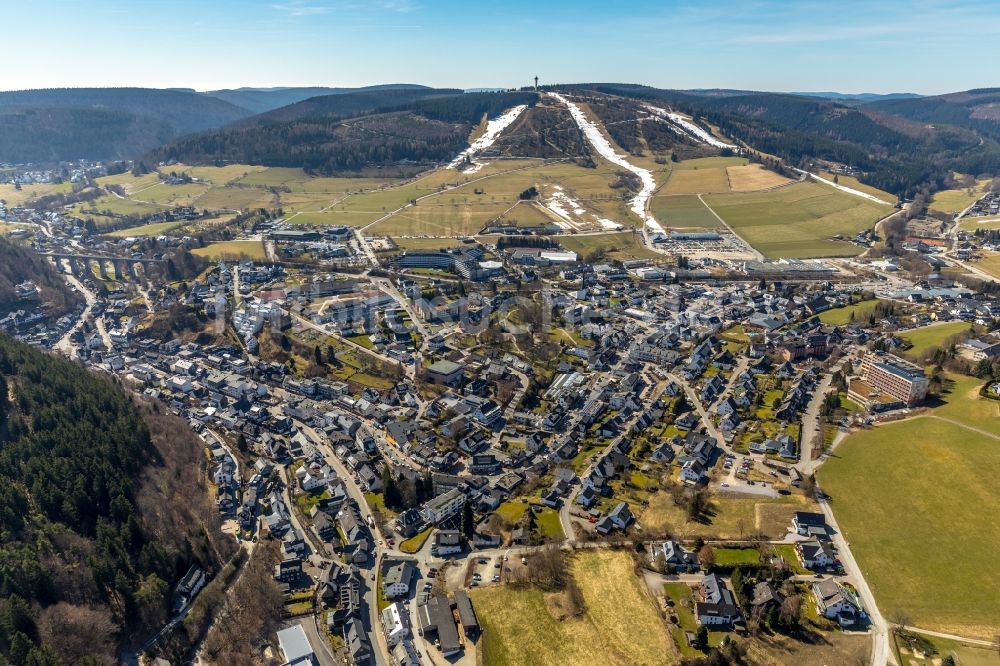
<box><xmin>399</xmin><ymin>528</ymin><xmax>432</xmax><ymax>554</ymax></box>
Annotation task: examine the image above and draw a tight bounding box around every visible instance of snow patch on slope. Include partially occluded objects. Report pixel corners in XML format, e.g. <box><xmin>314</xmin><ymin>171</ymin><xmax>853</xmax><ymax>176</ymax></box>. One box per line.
<box><xmin>549</xmin><ymin>93</ymin><xmax>664</xmax><ymax>235</ymax></box>
<box><xmin>643</xmin><ymin>105</ymin><xmax>737</xmax><ymax>150</ymax></box>
<box><xmin>449</xmin><ymin>105</ymin><xmax>528</xmax><ymax>171</ymax></box>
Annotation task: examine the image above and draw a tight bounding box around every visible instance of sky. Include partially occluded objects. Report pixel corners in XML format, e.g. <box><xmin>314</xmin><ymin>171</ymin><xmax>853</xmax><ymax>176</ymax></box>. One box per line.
<box><xmin>3</xmin><ymin>0</ymin><xmax>999</xmax><ymax>94</ymax></box>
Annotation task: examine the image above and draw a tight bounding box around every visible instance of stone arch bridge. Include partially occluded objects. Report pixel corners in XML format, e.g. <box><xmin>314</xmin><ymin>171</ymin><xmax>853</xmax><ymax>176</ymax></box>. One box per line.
<box><xmin>44</xmin><ymin>253</ymin><xmax>164</xmax><ymax>281</ymax></box>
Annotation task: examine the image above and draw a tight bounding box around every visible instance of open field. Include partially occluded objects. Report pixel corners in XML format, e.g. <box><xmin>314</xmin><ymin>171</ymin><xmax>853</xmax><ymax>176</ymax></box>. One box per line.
<box><xmin>492</xmin><ymin>200</ymin><xmax>558</xmax><ymax>227</ymax></box>
<box><xmin>818</xmin><ymin>172</ymin><xmax>897</xmax><ymax>204</ymax></box>
<box><xmin>726</xmin><ymin>164</ymin><xmax>793</xmax><ymax>191</ymax></box>
<box><xmin>818</xmin><ymin>415</ymin><xmax>1000</xmax><ymax>638</ymax></box>
<box><xmin>744</xmin><ymin>632</ymin><xmax>872</xmax><ymax>666</ymax></box>
<box><xmin>133</xmin><ymin>181</ymin><xmax>212</xmax><ymax>206</ymax></box>
<box><xmin>0</xmin><ymin>181</ymin><xmax>74</xmax><ymax>206</ymax></box>
<box><xmin>104</xmin><ymin>220</ymin><xmax>189</xmax><ymax>237</ymax></box>
<box><xmin>383</xmin><ymin>237</ymin><xmax>471</xmax><ymax>252</ymax></box>
<box><xmin>88</xmin><ymin>166</ymin><xmax>397</xmax><ymax>232</ymax></box>
<box><xmin>894</xmin><ymin>631</ymin><xmax>1000</xmax><ymax>666</ymax></box>
<box><xmin>818</xmin><ymin>298</ymin><xmax>883</xmax><ymax>325</ymax></box>
<box><xmin>191</xmin><ymin>240</ymin><xmax>266</xmax><ymax>261</ymax></box>
<box><xmin>704</xmin><ymin>180</ymin><xmax>891</xmax><ymax>259</ymax></box>
<box><xmin>899</xmin><ymin>321</ymin><xmax>971</xmax><ymax>359</ymax></box>
<box><xmin>649</xmin><ymin>194</ymin><xmax>722</xmax><ymax>229</ymax></box>
<box><xmin>557</xmin><ymin>231</ymin><xmax>665</xmax><ymax>263</ymax></box>
<box><xmin>72</xmin><ymin>196</ymin><xmax>166</xmax><ymax>222</ymax></box>
<box><xmin>930</xmin><ymin>178</ymin><xmax>992</xmax><ymax>214</ymax></box>
<box><xmin>472</xmin><ymin>550</ymin><xmax>673</xmax><ymax>666</ymax></box>
<box><xmin>369</xmin><ymin>159</ymin><xmax>638</xmax><ymax>236</ymax></box>
<box><xmin>640</xmin><ymin>491</ymin><xmax>815</xmax><ymax>539</ymax></box>
<box><xmin>191</xmin><ymin>185</ymin><xmax>274</xmax><ymax>210</ymax></box>
<box><xmin>934</xmin><ymin>373</ymin><xmax>1000</xmax><ymax>437</ymax></box>
<box><xmin>661</xmin><ymin>156</ymin><xmax>748</xmax><ymax>195</ymax></box>
<box><xmin>970</xmin><ymin>251</ymin><xmax>1000</xmax><ymax>279</ymax></box>
<box><xmin>959</xmin><ymin>216</ymin><xmax>1000</xmax><ymax>231</ymax></box>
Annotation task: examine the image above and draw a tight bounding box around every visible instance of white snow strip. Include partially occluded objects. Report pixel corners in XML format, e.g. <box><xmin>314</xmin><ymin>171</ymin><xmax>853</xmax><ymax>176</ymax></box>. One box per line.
<box><xmin>599</xmin><ymin>218</ymin><xmax>623</xmax><ymax>230</ymax></box>
<box><xmin>793</xmin><ymin>168</ymin><xmax>891</xmax><ymax>205</ymax></box>
<box><xmin>550</xmin><ymin>93</ymin><xmax>665</xmax><ymax>235</ymax></box>
<box><xmin>643</xmin><ymin>105</ymin><xmax>737</xmax><ymax>150</ymax></box>
<box><xmin>449</xmin><ymin>104</ymin><xmax>528</xmax><ymax>169</ymax></box>
<box><xmin>543</xmin><ymin>186</ymin><xmax>589</xmax><ymax>230</ymax></box>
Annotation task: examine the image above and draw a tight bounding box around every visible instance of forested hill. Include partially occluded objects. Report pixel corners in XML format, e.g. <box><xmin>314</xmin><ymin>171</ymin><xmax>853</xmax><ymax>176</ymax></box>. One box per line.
<box><xmin>151</xmin><ymin>90</ymin><xmax>538</xmax><ymax>174</ymax></box>
<box><xmin>0</xmin><ymin>335</ymin><xmax>232</xmax><ymax>665</ymax></box>
<box><xmin>201</xmin><ymin>83</ymin><xmax>434</xmax><ymax>114</ymax></box>
<box><xmin>865</xmin><ymin>88</ymin><xmax>1000</xmax><ymax>138</ymax></box>
<box><xmin>0</xmin><ymin>88</ymin><xmax>251</xmax><ymax>164</ymax></box>
<box><xmin>568</xmin><ymin>84</ymin><xmax>1000</xmax><ymax>197</ymax></box>
<box><xmin>0</xmin><ymin>236</ymin><xmax>81</xmax><ymax>318</ymax></box>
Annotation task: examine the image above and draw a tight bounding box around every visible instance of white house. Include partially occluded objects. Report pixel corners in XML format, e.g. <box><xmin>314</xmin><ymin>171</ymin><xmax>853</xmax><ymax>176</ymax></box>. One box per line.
<box><xmin>380</xmin><ymin>602</ymin><xmax>411</xmax><ymax>646</ymax></box>
<box><xmin>383</xmin><ymin>562</ymin><xmax>414</xmax><ymax>600</ymax></box>
<box><xmin>796</xmin><ymin>540</ymin><xmax>835</xmax><ymax>570</ymax></box>
<box><xmin>421</xmin><ymin>488</ymin><xmax>465</xmax><ymax>525</ymax></box>
<box><xmin>812</xmin><ymin>579</ymin><xmax>863</xmax><ymax>627</ymax></box>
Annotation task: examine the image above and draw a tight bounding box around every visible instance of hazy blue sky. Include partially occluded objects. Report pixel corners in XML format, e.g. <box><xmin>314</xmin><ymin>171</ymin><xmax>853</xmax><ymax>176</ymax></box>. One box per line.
<box><xmin>5</xmin><ymin>0</ymin><xmax>999</xmax><ymax>94</ymax></box>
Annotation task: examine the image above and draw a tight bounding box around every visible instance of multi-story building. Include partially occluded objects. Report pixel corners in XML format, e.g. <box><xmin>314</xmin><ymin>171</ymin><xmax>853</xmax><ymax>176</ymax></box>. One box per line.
<box><xmin>421</xmin><ymin>488</ymin><xmax>466</xmax><ymax>525</ymax></box>
<box><xmin>851</xmin><ymin>351</ymin><xmax>929</xmax><ymax>407</ymax></box>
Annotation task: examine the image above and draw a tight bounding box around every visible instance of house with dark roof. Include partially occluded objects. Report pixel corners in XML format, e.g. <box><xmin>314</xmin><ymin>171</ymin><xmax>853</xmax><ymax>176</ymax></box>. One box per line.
<box><xmin>416</xmin><ymin>595</ymin><xmax>462</xmax><ymax>657</ymax></box>
<box><xmin>696</xmin><ymin>574</ymin><xmax>741</xmax><ymax>626</ymax></box>
<box><xmin>792</xmin><ymin>512</ymin><xmax>828</xmax><ymax>538</ymax></box>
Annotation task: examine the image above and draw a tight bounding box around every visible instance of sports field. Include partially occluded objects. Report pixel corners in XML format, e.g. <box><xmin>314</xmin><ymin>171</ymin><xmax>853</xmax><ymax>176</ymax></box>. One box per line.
<box><xmin>704</xmin><ymin>180</ymin><xmax>890</xmax><ymax>259</ymax></box>
<box><xmin>191</xmin><ymin>240</ymin><xmax>266</xmax><ymax>261</ymax></box>
<box><xmin>818</xmin><ymin>415</ymin><xmax>1000</xmax><ymax>638</ymax></box>
<box><xmin>649</xmin><ymin>194</ymin><xmax>722</xmax><ymax>229</ymax></box>
<box><xmin>472</xmin><ymin>550</ymin><xmax>674</xmax><ymax>666</ymax></box>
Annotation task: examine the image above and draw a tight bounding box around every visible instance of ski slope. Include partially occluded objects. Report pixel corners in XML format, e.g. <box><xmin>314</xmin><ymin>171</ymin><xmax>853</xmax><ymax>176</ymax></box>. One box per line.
<box><xmin>448</xmin><ymin>104</ymin><xmax>528</xmax><ymax>170</ymax></box>
<box><xmin>643</xmin><ymin>105</ymin><xmax>737</xmax><ymax>150</ymax></box>
<box><xmin>549</xmin><ymin>92</ymin><xmax>665</xmax><ymax>234</ymax></box>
